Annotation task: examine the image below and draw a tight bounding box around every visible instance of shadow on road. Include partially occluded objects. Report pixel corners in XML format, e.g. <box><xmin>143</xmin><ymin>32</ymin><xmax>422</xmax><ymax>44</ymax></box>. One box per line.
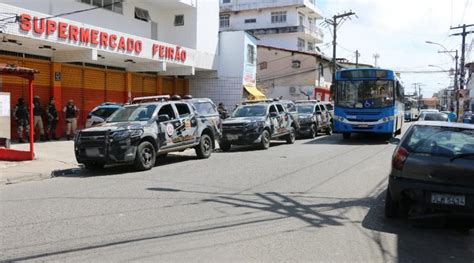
<box><xmin>304</xmin><ymin>133</ymin><xmax>392</xmax><ymax>146</ymax></box>
<box><xmin>52</xmin><ymin>154</ymin><xmax>199</xmax><ymax>178</ymax></box>
<box><xmin>215</xmin><ymin>141</ymin><xmax>287</xmax><ymax>153</ymax></box>
<box><xmin>362</xmin><ymin>190</ymin><xmax>474</xmax><ymax>262</ymax></box>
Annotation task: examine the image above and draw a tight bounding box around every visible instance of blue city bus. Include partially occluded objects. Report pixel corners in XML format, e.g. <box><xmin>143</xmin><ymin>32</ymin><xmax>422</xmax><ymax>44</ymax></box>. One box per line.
<box><xmin>333</xmin><ymin>68</ymin><xmax>405</xmax><ymax>139</ymax></box>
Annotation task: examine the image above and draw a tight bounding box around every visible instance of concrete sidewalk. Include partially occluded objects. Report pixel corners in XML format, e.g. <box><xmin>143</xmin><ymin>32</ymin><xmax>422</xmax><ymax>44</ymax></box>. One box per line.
<box><xmin>0</xmin><ymin>140</ymin><xmax>79</xmax><ymax>185</ymax></box>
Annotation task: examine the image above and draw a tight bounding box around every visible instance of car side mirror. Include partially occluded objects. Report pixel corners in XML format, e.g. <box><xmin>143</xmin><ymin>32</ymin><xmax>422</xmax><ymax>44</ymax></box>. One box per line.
<box><xmin>157</xmin><ymin>114</ymin><xmax>170</xmax><ymax>122</ymax></box>
<box><xmin>388</xmin><ymin>137</ymin><xmax>401</xmax><ymax>145</ymax></box>
<box><xmin>270</xmin><ymin>112</ymin><xmax>278</xmax><ymax>117</ymax></box>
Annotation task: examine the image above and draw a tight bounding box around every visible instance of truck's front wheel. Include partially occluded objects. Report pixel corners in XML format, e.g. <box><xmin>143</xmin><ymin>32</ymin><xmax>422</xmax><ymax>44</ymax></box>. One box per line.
<box><xmin>134</xmin><ymin>141</ymin><xmax>156</xmax><ymax>171</ymax></box>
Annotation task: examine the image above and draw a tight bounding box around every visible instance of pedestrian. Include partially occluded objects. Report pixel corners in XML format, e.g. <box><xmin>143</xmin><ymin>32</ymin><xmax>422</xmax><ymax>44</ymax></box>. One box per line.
<box><xmin>217</xmin><ymin>102</ymin><xmax>229</xmax><ymax>119</ymax></box>
<box><xmin>447</xmin><ymin>107</ymin><xmax>457</xmax><ymax>122</ymax></box>
<box><xmin>46</xmin><ymin>96</ymin><xmax>59</xmax><ymax>140</ymax></box>
<box><xmin>63</xmin><ymin>99</ymin><xmax>79</xmax><ymax>140</ymax></box>
<box><xmin>13</xmin><ymin>97</ymin><xmax>30</xmax><ymax>143</ymax></box>
<box><xmin>33</xmin><ymin>96</ymin><xmax>46</xmax><ymax>141</ymax></box>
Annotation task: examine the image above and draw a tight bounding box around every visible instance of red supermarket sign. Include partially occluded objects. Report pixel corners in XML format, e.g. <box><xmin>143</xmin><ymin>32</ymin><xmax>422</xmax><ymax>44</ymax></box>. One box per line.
<box><xmin>18</xmin><ymin>13</ymin><xmax>187</xmax><ymax>63</ymax></box>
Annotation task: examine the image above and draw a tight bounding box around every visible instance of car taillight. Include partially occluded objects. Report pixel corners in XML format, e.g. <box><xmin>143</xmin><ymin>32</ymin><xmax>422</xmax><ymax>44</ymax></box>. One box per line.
<box><xmin>392</xmin><ymin>146</ymin><xmax>409</xmax><ymax>171</ymax></box>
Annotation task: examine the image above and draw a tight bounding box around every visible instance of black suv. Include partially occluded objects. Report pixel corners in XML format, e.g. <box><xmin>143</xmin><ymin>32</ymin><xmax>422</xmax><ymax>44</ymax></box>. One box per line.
<box><xmin>219</xmin><ymin>100</ymin><xmax>297</xmax><ymax>151</ymax></box>
<box><xmin>184</xmin><ymin>97</ymin><xmax>222</xmax><ymax>141</ymax></box>
<box><xmin>75</xmin><ymin>96</ymin><xmax>216</xmax><ymax>171</ymax></box>
<box><xmin>295</xmin><ymin>101</ymin><xmax>333</xmax><ymax>138</ymax></box>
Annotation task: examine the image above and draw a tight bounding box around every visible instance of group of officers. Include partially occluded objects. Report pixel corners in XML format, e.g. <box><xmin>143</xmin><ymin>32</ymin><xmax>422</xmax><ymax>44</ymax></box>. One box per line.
<box><xmin>12</xmin><ymin>96</ymin><xmax>80</xmax><ymax>143</ymax></box>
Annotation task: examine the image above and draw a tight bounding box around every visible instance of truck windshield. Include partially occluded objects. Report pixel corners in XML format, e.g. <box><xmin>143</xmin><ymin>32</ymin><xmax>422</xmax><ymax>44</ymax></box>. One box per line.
<box><xmin>296</xmin><ymin>105</ymin><xmax>314</xmax><ymax>114</ymax></box>
<box><xmin>232</xmin><ymin>105</ymin><xmax>267</xmax><ymax>117</ymax></box>
<box><xmin>108</xmin><ymin>105</ymin><xmax>157</xmax><ymax>122</ymax></box>
<box><xmin>336</xmin><ymin>80</ymin><xmax>394</xmax><ymax>108</ymax></box>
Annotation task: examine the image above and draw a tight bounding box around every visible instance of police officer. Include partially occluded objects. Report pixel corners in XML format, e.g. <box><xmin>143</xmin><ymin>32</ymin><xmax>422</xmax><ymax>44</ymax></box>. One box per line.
<box><xmin>217</xmin><ymin>102</ymin><xmax>229</xmax><ymax>119</ymax></box>
<box><xmin>33</xmin><ymin>96</ymin><xmax>46</xmax><ymax>141</ymax></box>
<box><xmin>46</xmin><ymin>96</ymin><xmax>59</xmax><ymax>140</ymax></box>
<box><xmin>63</xmin><ymin>99</ymin><xmax>79</xmax><ymax>140</ymax></box>
<box><xmin>13</xmin><ymin>97</ymin><xmax>30</xmax><ymax>143</ymax></box>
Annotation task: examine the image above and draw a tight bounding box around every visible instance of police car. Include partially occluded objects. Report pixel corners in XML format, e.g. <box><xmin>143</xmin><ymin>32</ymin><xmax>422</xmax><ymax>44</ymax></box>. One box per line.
<box><xmin>75</xmin><ymin>95</ymin><xmax>217</xmax><ymax>171</ymax></box>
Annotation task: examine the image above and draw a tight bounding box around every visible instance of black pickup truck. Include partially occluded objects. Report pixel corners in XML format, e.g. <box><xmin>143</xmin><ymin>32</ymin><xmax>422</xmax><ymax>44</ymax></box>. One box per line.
<box><xmin>75</xmin><ymin>96</ymin><xmax>218</xmax><ymax>171</ymax></box>
<box><xmin>219</xmin><ymin>100</ymin><xmax>297</xmax><ymax>151</ymax></box>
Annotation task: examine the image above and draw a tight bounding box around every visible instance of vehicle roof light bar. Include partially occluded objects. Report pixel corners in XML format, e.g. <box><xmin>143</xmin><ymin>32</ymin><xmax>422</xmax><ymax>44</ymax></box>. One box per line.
<box><xmin>131</xmin><ymin>95</ymin><xmax>171</xmax><ymax>104</ymax></box>
<box><xmin>295</xmin><ymin>100</ymin><xmax>320</xmax><ymax>104</ymax></box>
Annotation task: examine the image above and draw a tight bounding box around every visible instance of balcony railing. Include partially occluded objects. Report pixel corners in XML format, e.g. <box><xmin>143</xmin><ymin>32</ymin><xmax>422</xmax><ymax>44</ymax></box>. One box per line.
<box><xmin>220</xmin><ymin>0</ymin><xmax>322</xmax><ymax>17</ymax></box>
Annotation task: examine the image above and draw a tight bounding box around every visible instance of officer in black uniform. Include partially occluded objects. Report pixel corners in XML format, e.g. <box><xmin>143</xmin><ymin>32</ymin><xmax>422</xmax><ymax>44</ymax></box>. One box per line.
<box><xmin>33</xmin><ymin>96</ymin><xmax>46</xmax><ymax>141</ymax></box>
<box><xmin>63</xmin><ymin>99</ymin><xmax>79</xmax><ymax>140</ymax></box>
<box><xmin>46</xmin><ymin>96</ymin><xmax>59</xmax><ymax>140</ymax></box>
<box><xmin>13</xmin><ymin>97</ymin><xmax>30</xmax><ymax>143</ymax></box>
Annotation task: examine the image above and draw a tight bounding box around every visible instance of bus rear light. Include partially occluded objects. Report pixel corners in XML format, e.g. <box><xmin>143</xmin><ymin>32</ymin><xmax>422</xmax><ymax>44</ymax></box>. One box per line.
<box><xmin>392</xmin><ymin>146</ymin><xmax>409</xmax><ymax>171</ymax></box>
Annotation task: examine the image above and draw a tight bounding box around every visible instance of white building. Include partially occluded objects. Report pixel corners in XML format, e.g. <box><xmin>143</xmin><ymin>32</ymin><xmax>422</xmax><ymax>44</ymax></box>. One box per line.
<box><xmin>189</xmin><ymin>31</ymin><xmax>258</xmax><ymax>109</ymax></box>
<box><xmin>219</xmin><ymin>0</ymin><xmax>324</xmax><ymax>52</ymax></box>
<box><xmin>0</xmin><ymin>0</ymin><xmax>255</xmax><ymax>138</ymax></box>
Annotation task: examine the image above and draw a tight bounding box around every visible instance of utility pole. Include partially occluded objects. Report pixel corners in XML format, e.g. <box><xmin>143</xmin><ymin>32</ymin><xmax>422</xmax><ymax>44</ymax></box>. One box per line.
<box><xmin>450</xmin><ymin>23</ymin><xmax>473</xmax><ymax>118</ymax></box>
<box><xmin>355</xmin><ymin>50</ymin><xmax>360</xmax><ymax>68</ymax></box>
<box><xmin>324</xmin><ymin>11</ymin><xmax>356</xmax><ymax>82</ymax></box>
<box><xmin>438</xmin><ymin>50</ymin><xmax>459</xmax><ymax>114</ymax></box>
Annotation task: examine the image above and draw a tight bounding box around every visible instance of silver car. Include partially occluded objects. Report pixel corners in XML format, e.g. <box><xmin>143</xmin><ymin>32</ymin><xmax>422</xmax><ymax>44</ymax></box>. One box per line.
<box><xmin>386</xmin><ymin>121</ymin><xmax>474</xmax><ymax>220</ymax></box>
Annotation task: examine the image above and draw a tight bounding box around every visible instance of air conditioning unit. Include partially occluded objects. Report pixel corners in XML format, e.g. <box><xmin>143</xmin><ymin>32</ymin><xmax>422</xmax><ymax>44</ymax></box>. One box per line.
<box><xmin>289</xmin><ymin>87</ymin><xmax>297</xmax><ymax>95</ymax></box>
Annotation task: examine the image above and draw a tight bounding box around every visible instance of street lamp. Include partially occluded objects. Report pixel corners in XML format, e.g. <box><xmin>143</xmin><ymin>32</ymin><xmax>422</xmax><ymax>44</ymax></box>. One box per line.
<box><xmin>426</xmin><ymin>40</ymin><xmax>460</xmax><ymax>118</ymax></box>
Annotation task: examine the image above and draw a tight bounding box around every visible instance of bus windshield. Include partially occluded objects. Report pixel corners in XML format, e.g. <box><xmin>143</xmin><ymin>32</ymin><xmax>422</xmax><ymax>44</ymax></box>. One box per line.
<box><xmin>336</xmin><ymin>80</ymin><xmax>394</xmax><ymax>109</ymax></box>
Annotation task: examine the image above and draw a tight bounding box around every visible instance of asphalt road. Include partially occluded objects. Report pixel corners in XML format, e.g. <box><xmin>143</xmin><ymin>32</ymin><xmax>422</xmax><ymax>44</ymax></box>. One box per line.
<box><xmin>1</xmin><ymin>131</ymin><xmax>473</xmax><ymax>262</ymax></box>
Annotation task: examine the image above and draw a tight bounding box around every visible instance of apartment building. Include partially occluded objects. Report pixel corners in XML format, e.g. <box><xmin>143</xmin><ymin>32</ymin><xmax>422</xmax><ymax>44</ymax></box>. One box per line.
<box><xmin>219</xmin><ymin>0</ymin><xmax>324</xmax><ymax>52</ymax></box>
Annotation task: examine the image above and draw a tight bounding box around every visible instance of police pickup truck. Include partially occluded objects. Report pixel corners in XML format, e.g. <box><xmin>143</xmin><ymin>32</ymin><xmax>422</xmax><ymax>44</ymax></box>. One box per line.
<box><xmin>219</xmin><ymin>99</ymin><xmax>297</xmax><ymax>151</ymax></box>
<box><xmin>75</xmin><ymin>95</ymin><xmax>218</xmax><ymax>171</ymax></box>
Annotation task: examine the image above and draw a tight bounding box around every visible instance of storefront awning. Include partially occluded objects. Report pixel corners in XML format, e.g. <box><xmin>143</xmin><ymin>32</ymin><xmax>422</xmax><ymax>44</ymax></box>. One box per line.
<box><xmin>244</xmin><ymin>85</ymin><xmax>266</xmax><ymax>100</ymax></box>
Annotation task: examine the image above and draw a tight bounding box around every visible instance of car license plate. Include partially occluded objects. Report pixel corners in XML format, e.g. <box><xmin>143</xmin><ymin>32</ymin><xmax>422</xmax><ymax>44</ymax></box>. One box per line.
<box><xmin>86</xmin><ymin>148</ymin><xmax>100</xmax><ymax>157</ymax></box>
<box><xmin>357</xmin><ymin>124</ymin><xmax>369</xmax><ymax>128</ymax></box>
<box><xmin>226</xmin><ymin>134</ymin><xmax>239</xmax><ymax>140</ymax></box>
<box><xmin>431</xmin><ymin>193</ymin><xmax>465</xmax><ymax>206</ymax></box>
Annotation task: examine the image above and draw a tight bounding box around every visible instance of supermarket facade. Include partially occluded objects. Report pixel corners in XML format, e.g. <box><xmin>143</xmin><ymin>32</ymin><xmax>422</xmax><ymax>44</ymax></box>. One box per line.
<box><xmin>0</xmin><ymin>1</ymin><xmax>258</xmax><ymax>138</ymax></box>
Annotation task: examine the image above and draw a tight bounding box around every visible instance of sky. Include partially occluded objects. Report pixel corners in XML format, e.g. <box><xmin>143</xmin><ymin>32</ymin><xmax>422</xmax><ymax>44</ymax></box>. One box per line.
<box><xmin>318</xmin><ymin>0</ymin><xmax>474</xmax><ymax>97</ymax></box>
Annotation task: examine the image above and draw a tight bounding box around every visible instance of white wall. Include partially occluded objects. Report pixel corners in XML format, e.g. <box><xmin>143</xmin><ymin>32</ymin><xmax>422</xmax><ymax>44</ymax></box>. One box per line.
<box><xmin>218</xmin><ymin>31</ymin><xmax>246</xmax><ymax>77</ymax></box>
<box><xmin>1</xmin><ymin>0</ymin><xmax>218</xmax><ymax>54</ymax></box>
<box><xmin>257</xmin><ymin>34</ymin><xmax>300</xmax><ymax>51</ymax></box>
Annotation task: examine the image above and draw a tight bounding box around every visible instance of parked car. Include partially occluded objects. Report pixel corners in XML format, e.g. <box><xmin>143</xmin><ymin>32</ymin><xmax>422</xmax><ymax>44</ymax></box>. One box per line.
<box><xmin>184</xmin><ymin>96</ymin><xmax>222</xmax><ymax>141</ymax></box>
<box><xmin>279</xmin><ymin>100</ymin><xmax>301</xmax><ymax>131</ymax></box>
<box><xmin>418</xmin><ymin>111</ymin><xmax>449</xmax><ymax>122</ymax></box>
<box><xmin>296</xmin><ymin>102</ymin><xmax>333</xmax><ymax>138</ymax></box>
<box><xmin>462</xmin><ymin>111</ymin><xmax>473</xmax><ymax>124</ymax></box>
<box><xmin>385</xmin><ymin>121</ymin><xmax>474</xmax><ymax>220</ymax></box>
<box><xmin>75</xmin><ymin>95</ymin><xmax>217</xmax><ymax>171</ymax></box>
<box><xmin>219</xmin><ymin>100</ymin><xmax>297</xmax><ymax>151</ymax></box>
<box><xmin>85</xmin><ymin>102</ymin><xmax>123</xmax><ymax>128</ymax></box>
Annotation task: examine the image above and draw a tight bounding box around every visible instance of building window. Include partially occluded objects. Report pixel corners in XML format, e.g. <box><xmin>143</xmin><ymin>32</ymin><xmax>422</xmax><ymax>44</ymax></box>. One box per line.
<box><xmin>79</xmin><ymin>0</ymin><xmax>123</xmax><ymax>14</ymax></box>
<box><xmin>174</xmin><ymin>15</ymin><xmax>184</xmax><ymax>26</ymax></box>
<box><xmin>308</xmin><ymin>17</ymin><xmax>313</xmax><ymax>28</ymax></box>
<box><xmin>297</xmin><ymin>38</ymin><xmax>305</xmax><ymax>51</ymax></box>
<box><xmin>135</xmin><ymin>7</ymin><xmax>150</xmax><ymax>22</ymax></box>
<box><xmin>247</xmin><ymin>44</ymin><xmax>255</xmax><ymax>65</ymax></box>
<box><xmin>244</xmin><ymin>18</ymin><xmax>256</xmax><ymax>24</ymax></box>
<box><xmin>259</xmin><ymin>61</ymin><xmax>268</xmax><ymax>70</ymax></box>
<box><xmin>271</xmin><ymin>11</ymin><xmax>287</xmax><ymax>24</ymax></box>
<box><xmin>298</xmin><ymin>12</ymin><xmax>305</xmax><ymax>26</ymax></box>
<box><xmin>307</xmin><ymin>42</ymin><xmax>314</xmax><ymax>51</ymax></box>
<box><xmin>220</xmin><ymin>15</ymin><xmax>230</xmax><ymax>28</ymax></box>
<box><xmin>222</xmin><ymin>0</ymin><xmax>231</xmax><ymax>3</ymax></box>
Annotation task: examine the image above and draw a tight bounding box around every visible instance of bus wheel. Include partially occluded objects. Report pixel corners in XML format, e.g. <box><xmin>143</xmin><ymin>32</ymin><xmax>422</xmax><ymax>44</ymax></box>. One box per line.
<box><xmin>342</xmin><ymin>133</ymin><xmax>351</xmax><ymax>140</ymax></box>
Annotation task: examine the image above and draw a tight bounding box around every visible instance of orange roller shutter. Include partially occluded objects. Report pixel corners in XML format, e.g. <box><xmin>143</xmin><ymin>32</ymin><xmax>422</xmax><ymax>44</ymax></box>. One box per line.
<box><xmin>23</xmin><ymin>59</ymin><xmax>51</xmax><ymax>106</ymax></box>
<box><xmin>132</xmin><ymin>73</ymin><xmax>144</xmax><ymax>98</ymax></box>
<box><xmin>176</xmin><ymin>78</ymin><xmax>185</xmax><ymax>96</ymax></box>
<box><xmin>83</xmin><ymin>68</ymin><xmax>105</xmax><ymax>113</ymax></box>
<box><xmin>106</xmin><ymin>70</ymin><xmax>126</xmax><ymax>103</ymax></box>
<box><xmin>143</xmin><ymin>76</ymin><xmax>157</xmax><ymax>96</ymax></box>
<box><xmin>62</xmin><ymin>65</ymin><xmax>84</xmax><ymax>127</ymax></box>
<box><xmin>162</xmin><ymin>77</ymin><xmax>174</xmax><ymax>95</ymax></box>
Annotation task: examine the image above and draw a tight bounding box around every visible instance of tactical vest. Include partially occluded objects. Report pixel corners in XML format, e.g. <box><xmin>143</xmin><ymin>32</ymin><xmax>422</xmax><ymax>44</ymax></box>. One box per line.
<box><xmin>65</xmin><ymin>105</ymin><xmax>77</xmax><ymax>118</ymax></box>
